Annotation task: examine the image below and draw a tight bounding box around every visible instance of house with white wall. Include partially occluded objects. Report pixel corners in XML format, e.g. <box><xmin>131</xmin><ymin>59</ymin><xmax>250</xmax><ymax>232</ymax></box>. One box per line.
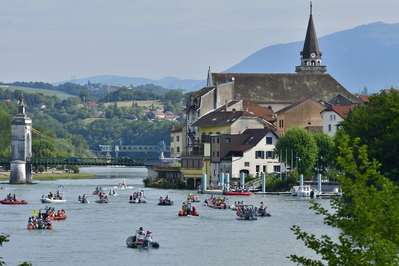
<box><xmin>321</xmin><ymin>105</ymin><xmax>353</xmax><ymax>136</ymax></box>
<box><xmin>210</xmin><ymin>128</ymin><xmax>281</xmax><ymax>183</ymax></box>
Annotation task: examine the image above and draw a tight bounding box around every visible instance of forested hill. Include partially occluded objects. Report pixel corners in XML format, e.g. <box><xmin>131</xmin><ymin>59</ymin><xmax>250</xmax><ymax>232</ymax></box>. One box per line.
<box><xmin>0</xmin><ymin>82</ymin><xmax>183</xmax><ymax>160</ymax></box>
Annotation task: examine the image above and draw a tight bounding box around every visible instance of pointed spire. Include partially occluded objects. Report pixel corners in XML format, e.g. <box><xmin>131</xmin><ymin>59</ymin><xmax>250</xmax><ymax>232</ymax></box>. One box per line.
<box><xmin>296</xmin><ymin>2</ymin><xmax>326</xmax><ymax>73</ymax></box>
<box><xmin>301</xmin><ymin>2</ymin><xmax>321</xmax><ymax>59</ymax></box>
<box><xmin>206</xmin><ymin>66</ymin><xmax>213</xmax><ymax>87</ymax></box>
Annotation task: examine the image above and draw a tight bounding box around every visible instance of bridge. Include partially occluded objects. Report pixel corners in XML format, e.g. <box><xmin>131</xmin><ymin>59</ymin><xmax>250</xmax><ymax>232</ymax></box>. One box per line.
<box><xmin>0</xmin><ymin>157</ymin><xmax>149</xmax><ymax>168</ymax></box>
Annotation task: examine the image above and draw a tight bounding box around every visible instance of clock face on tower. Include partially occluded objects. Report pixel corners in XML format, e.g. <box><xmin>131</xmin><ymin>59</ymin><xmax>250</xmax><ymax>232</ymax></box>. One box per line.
<box><xmin>311</xmin><ymin>53</ymin><xmax>316</xmax><ymax>58</ymax></box>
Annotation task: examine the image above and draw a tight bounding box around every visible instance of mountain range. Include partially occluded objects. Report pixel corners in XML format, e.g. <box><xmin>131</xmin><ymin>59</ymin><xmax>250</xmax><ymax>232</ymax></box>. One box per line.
<box><xmin>65</xmin><ymin>22</ymin><xmax>399</xmax><ymax>93</ymax></box>
<box><xmin>66</xmin><ymin>75</ymin><xmax>205</xmax><ymax>91</ymax></box>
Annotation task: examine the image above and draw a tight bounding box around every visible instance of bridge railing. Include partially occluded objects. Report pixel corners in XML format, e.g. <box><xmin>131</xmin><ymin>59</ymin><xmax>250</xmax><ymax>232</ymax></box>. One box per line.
<box><xmin>0</xmin><ymin>157</ymin><xmax>147</xmax><ymax>167</ymax></box>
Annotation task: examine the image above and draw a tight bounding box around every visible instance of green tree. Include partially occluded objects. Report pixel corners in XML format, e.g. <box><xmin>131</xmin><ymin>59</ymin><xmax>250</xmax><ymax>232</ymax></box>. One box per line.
<box><xmin>289</xmin><ymin>133</ymin><xmax>399</xmax><ymax>265</ymax></box>
<box><xmin>342</xmin><ymin>90</ymin><xmax>399</xmax><ymax>181</ymax></box>
<box><xmin>275</xmin><ymin>128</ymin><xmax>318</xmax><ymax>177</ymax></box>
<box><xmin>0</xmin><ymin>106</ymin><xmax>11</xmax><ymax>158</ymax></box>
<box><xmin>312</xmin><ymin>132</ymin><xmax>335</xmax><ymax>175</ymax></box>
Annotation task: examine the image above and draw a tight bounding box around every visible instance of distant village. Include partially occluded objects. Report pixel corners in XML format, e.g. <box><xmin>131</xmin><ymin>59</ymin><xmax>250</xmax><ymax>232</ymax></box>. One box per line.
<box><xmin>149</xmin><ymin>8</ymin><xmax>370</xmax><ymax>189</ymax></box>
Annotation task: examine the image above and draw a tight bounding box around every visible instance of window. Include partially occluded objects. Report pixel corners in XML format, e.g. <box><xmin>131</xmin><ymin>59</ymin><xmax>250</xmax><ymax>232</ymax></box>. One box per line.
<box><xmin>177</xmin><ymin>147</ymin><xmax>180</xmax><ymax>153</ymax></box>
<box><xmin>328</xmin><ymin>124</ymin><xmax>332</xmax><ymax>132</ymax></box>
<box><xmin>225</xmin><ymin>138</ymin><xmax>232</xmax><ymax>144</ymax></box>
<box><xmin>273</xmin><ymin>165</ymin><xmax>281</xmax><ymax>173</ymax></box>
<box><xmin>266</xmin><ymin>137</ymin><xmax>273</xmax><ymax>145</ymax></box>
<box><xmin>256</xmin><ymin>165</ymin><xmax>260</xmax><ymax>172</ymax></box>
<box><xmin>176</xmin><ymin>136</ymin><xmax>180</xmax><ymax>142</ymax></box>
<box><xmin>216</xmin><ymin>152</ymin><xmax>219</xmax><ymax>157</ymax></box>
<box><xmin>266</xmin><ymin>151</ymin><xmax>273</xmax><ymax>159</ymax></box>
<box><xmin>255</xmin><ymin>151</ymin><xmax>265</xmax><ymax>159</ymax></box>
<box><xmin>263</xmin><ymin>165</ymin><xmax>266</xmax><ymax>173</ymax></box>
<box><xmin>216</xmin><ymin>138</ymin><xmax>219</xmax><ymax>143</ymax></box>
<box><xmin>279</xmin><ymin>120</ymin><xmax>284</xmax><ymax>128</ymax></box>
<box><xmin>244</xmin><ymin>162</ymin><xmax>250</xmax><ymax>167</ymax></box>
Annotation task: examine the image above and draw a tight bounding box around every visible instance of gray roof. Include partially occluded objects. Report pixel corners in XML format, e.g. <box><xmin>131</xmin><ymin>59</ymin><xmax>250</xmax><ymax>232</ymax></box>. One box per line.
<box><xmin>192</xmin><ymin>111</ymin><xmax>255</xmax><ymax>128</ymax></box>
<box><xmin>221</xmin><ymin>128</ymin><xmax>278</xmax><ymax>159</ymax></box>
<box><xmin>212</xmin><ymin>72</ymin><xmax>359</xmax><ymax>104</ymax></box>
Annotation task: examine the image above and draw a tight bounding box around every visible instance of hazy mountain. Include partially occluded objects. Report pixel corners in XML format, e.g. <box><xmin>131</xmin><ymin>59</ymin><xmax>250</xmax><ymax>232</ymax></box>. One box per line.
<box><xmin>66</xmin><ymin>75</ymin><xmax>205</xmax><ymax>91</ymax></box>
<box><xmin>227</xmin><ymin>22</ymin><xmax>399</xmax><ymax>93</ymax></box>
<box><xmin>65</xmin><ymin>22</ymin><xmax>399</xmax><ymax>93</ymax></box>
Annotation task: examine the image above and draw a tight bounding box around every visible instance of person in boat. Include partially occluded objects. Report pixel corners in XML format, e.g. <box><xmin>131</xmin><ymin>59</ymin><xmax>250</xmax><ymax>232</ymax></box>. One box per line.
<box><xmin>186</xmin><ymin>202</ymin><xmax>192</xmax><ymax>215</ymax></box>
<box><xmin>145</xmin><ymin>231</ymin><xmax>153</xmax><ymax>243</ymax></box>
<box><xmin>136</xmin><ymin>227</ymin><xmax>145</xmax><ymax>242</ymax></box>
<box><xmin>159</xmin><ymin>196</ymin><xmax>163</xmax><ymax>203</ymax></box>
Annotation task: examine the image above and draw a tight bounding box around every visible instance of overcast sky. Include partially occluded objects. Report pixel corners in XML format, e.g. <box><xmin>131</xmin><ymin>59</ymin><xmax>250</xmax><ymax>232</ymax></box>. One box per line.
<box><xmin>0</xmin><ymin>0</ymin><xmax>397</xmax><ymax>82</ymax></box>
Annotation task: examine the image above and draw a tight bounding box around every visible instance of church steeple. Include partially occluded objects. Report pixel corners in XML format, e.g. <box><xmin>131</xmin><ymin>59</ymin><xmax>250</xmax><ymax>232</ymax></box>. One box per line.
<box><xmin>296</xmin><ymin>2</ymin><xmax>327</xmax><ymax>73</ymax></box>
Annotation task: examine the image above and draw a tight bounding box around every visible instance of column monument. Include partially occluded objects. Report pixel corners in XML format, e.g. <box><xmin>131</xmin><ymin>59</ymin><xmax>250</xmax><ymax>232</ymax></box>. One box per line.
<box><xmin>10</xmin><ymin>96</ymin><xmax>32</xmax><ymax>184</ymax></box>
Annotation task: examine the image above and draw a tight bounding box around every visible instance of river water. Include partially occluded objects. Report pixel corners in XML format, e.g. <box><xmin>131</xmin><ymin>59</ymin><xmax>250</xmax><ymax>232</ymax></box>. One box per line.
<box><xmin>0</xmin><ymin>167</ymin><xmax>336</xmax><ymax>266</ymax></box>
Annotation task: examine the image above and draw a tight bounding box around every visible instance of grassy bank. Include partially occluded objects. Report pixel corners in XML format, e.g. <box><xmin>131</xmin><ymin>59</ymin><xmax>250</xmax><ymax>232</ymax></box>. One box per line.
<box><xmin>0</xmin><ymin>172</ymin><xmax>96</xmax><ymax>181</ymax></box>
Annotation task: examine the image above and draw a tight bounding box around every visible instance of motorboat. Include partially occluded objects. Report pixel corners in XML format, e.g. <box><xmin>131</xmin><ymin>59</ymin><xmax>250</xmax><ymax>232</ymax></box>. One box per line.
<box><xmin>0</xmin><ymin>199</ymin><xmax>28</xmax><ymax>205</ymax></box>
<box><xmin>78</xmin><ymin>195</ymin><xmax>89</xmax><ymax>204</ymax></box>
<box><xmin>178</xmin><ymin>204</ymin><xmax>199</xmax><ymax>217</ymax></box>
<box><xmin>126</xmin><ymin>235</ymin><xmax>159</xmax><ymax>249</ymax></box>
<box><xmin>291</xmin><ymin>185</ymin><xmax>318</xmax><ymax>197</ymax></box>
<box><xmin>236</xmin><ymin>205</ymin><xmax>258</xmax><ymax>221</ymax></box>
<box><xmin>158</xmin><ymin>198</ymin><xmax>173</xmax><ymax>206</ymax></box>
<box><xmin>41</xmin><ymin>197</ymin><xmax>66</xmax><ymax>204</ymax></box>
<box><xmin>205</xmin><ymin>196</ymin><xmax>228</xmax><ymax>209</ymax></box>
<box><xmin>129</xmin><ymin>198</ymin><xmax>146</xmax><ymax>204</ymax></box>
<box><xmin>187</xmin><ymin>194</ymin><xmax>200</xmax><ymax>203</ymax></box>
<box><xmin>95</xmin><ymin>198</ymin><xmax>109</xmax><ymax>204</ymax></box>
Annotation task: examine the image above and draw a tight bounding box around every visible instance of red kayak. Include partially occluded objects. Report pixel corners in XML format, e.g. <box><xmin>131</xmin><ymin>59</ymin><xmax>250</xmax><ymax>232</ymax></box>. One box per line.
<box><xmin>0</xmin><ymin>199</ymin><xmax>28</xmax><ymax>205</ymax></box>
<box><xmin>223</xmin><ymin>191</ymin><xmax>252</xmax><ymax>196</ymax></box>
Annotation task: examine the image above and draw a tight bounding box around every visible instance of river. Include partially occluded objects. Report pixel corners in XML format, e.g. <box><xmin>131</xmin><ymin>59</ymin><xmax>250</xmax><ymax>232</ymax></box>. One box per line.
<box><xmin>0</xmin><ymin>167</ymin><xmax>336</xmax><ymax>266</ymax></box>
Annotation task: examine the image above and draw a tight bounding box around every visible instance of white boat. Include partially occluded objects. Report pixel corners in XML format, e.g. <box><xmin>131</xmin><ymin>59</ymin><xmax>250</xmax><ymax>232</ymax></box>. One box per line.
<box><xmin>41</xmin><ymin>198</ymin><xmax>67</xmax><ymax>204</ymax></box>
<box><xmin>113</xmin><ymin>179</ymin><xmax>134</xmax><ymax>190</ymax></box>
<box><xmin>291</xmin><ymin>185</ymin><xmax>319</xmax><ymax>197</ymax></box>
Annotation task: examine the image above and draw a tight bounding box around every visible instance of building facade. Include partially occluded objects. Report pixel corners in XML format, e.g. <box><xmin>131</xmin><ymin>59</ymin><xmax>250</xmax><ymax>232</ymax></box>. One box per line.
<box><xmin>211</xmin><ymin>129</ymin><xmax>281</xmax><ymax>183</ymax></box>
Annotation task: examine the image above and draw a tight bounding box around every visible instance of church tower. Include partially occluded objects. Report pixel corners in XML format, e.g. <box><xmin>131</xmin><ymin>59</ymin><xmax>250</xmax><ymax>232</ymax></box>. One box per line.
<box><xmin>10</xmin><ymin>96</ymin><xmax>32</xmax><ymax>184</ymax></box>
<box><xmin>296</xmin><ymin>2</ymin><xmax>327</xmax><ymax>73</ymax></box>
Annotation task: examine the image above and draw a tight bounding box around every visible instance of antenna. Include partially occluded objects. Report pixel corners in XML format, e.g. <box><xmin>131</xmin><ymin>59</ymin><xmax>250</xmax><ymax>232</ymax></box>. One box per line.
<box><xmin>310</xmin><ymin>1</ymin><xmax>313</xmax><ymax>15</ymax></box>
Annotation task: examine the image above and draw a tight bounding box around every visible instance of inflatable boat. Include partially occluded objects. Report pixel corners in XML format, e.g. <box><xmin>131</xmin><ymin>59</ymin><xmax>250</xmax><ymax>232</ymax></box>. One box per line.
<box><xmin>0</xmin><ymin>199</ymin><xmax>28</xmax><ymax>205</ymax></box>
<box><xmin>223</xmin><ymin>191</ymin><xmax>252</xmax><ymax>196</ymax></box>
<box><xmin>126</xmin><ymin>236</ymin><xmax>159</xmax><ymax>249</ymax></box>
<box><xmin>41</xmin><ymin>198</ymin><xmax>66</xmax><ymax>204</ymax></box>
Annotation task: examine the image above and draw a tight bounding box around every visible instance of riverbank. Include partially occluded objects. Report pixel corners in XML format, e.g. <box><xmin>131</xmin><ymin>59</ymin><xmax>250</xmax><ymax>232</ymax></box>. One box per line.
<box><xmin>0</xmin><ymin>171</ymin><xmax>96</xmax><ymax>181</ymax></box>
<box><xmin>144</xmin><ymin>177</ymin><xmax>189</xmax><ymax>189</ymax></box>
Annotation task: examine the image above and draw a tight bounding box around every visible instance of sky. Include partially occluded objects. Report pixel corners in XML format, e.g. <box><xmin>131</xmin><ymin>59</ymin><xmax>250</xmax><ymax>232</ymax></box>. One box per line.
<box><xmin>0</xmin><ymin>0</ymin><xmax>398</xmax><ymax>83</ymax></box>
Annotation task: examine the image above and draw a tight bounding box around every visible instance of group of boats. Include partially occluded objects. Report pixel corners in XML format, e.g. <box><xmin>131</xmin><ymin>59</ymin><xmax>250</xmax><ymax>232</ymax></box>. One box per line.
<box><xmin>27</xmin><ymin>207</ymin><xmax>67</xmax><ymax>230</ymax></box>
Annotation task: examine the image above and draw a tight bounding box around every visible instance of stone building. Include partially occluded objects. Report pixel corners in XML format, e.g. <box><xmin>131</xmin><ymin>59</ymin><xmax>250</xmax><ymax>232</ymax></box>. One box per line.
<box><xmin>275</xmin><ymin>98</ymin><xmax>325</xmax><ymax>135</ymax></box>
<box><xmin>10</xmin><ymin>97</ymin><xmax>32</xmax><ymax>184</ymax></box>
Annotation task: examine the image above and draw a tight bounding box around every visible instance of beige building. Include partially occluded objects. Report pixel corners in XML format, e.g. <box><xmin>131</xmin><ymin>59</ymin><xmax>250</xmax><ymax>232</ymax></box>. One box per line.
<box><xmin>170</xmin><ymin>126</ymin><xmax>183</xmax><ymax>158</ymax></box>
<box><xmin>275</xmin><ymin>99</ymin><xmax>325</xmax><ymax>135</ymax></box>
